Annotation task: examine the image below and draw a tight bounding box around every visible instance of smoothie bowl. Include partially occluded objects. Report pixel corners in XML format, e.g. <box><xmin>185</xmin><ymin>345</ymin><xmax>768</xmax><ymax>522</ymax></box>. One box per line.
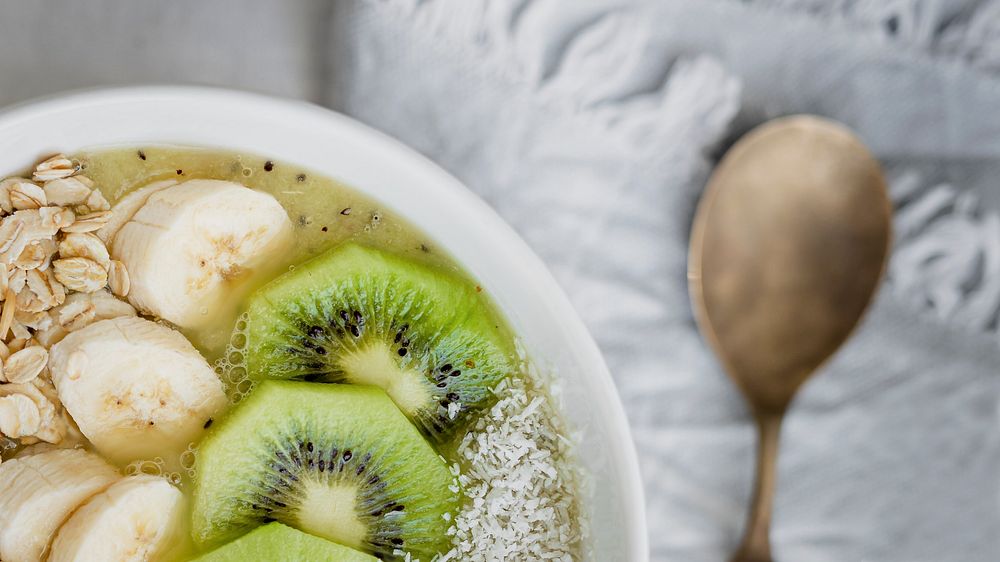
<box><xmin>0</xmin><ymin>88</ymin><xmax>647</xmax><ymax>562</ymax></box>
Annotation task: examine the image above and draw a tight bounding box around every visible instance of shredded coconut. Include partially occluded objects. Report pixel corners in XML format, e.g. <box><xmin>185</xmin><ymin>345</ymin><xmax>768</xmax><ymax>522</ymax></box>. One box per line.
<box><xmin>437</xmin><ymin>365</ymin><xmax>586</xmax><ymax>561</ymax></box>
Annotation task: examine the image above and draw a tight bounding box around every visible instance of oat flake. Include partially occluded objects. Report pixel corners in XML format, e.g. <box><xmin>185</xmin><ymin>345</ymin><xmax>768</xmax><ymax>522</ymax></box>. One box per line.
<box><xmin>4</xmin><ymin>346</ymin><xmax>47</xmax><ymax>384</ymax></box>
<box><xmin>0</xmin><ymin>393</ymin><xmax>41</xmax><ymax>438</ymax></box>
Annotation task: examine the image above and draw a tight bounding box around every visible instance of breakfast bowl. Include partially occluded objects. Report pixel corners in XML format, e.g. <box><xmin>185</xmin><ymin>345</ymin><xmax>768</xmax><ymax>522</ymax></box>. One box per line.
<box><xmin>0</xmin><ymin>87</ymin><xmax>647</xmax><ymax>561</ymax></box>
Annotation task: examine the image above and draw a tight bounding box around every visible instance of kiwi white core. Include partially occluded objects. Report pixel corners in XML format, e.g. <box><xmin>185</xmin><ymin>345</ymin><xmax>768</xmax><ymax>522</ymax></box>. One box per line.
<box><xmin>295</xmin><ymin>480</ymin><xmax>367</xmax><ymax>549</ymax></box>
<box><xmin>338</xmin><ymin>343</ymin><xmax>431</xmax><ymax>415</ymax></box>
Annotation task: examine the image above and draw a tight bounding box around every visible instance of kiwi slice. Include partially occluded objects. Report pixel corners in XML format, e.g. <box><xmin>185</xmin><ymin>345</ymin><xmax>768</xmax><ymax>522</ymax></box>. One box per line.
<box><xmin>191</xmin><ymin>380</ymin><xmax>458</xmax><ymax>560</ymax></box>
<box><xmin>191</xmin><ymin>522</ymin><xmax>377</xmax><ymax>562</ymax></box>
<box><xmin>244</xmin><ymin>243</ymin><xmax>514</xmax><ymax>442</ymax></box>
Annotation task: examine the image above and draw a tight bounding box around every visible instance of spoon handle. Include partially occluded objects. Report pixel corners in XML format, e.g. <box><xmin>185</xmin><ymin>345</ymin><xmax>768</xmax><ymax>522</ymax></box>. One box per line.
<box><xmin>730</xmin><ymin>413</ymin><xmax>783</xmax><ymax>562</ymax></box>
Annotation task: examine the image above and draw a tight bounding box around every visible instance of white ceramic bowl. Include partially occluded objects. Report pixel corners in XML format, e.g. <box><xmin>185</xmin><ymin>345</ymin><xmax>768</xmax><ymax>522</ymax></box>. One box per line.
<box><xmin>0</xmin><ymin>87</ymin><xmax>648</xmax><ymax>561</ymax></box>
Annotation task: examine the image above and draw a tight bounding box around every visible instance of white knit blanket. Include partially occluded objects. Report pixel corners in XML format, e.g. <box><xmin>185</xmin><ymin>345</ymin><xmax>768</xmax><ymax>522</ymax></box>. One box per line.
<box><xmin>327</xmin><ymin>2</ymin><xmax>1000</xmax><ymax>561</ymax></box>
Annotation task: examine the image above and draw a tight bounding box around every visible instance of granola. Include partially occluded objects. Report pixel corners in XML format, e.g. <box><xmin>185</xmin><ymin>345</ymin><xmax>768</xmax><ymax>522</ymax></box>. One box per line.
<box><xmin>0</xmin><ymin>154</ymin><xmax>135</xmax><ymax>451</ymax></box>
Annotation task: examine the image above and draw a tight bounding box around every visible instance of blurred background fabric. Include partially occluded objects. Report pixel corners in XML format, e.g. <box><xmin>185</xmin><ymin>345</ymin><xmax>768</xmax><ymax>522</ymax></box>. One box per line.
<box><xmin>2</xmin><ymin>1</ymin><xmax>1000</xmax><ymax>560</ymax></box>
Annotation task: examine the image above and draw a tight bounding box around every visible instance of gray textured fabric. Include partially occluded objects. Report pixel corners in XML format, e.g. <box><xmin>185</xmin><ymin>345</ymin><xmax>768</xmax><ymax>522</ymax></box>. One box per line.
<box><xmin>327</xmin><ymin>3</ymin><xmax>1000</xmax><ymax>561</ymax></box>
<box><xmin>2</xmin><ymin>1</ymin><xmax>1000</xmax><ymax>561</ymax></box>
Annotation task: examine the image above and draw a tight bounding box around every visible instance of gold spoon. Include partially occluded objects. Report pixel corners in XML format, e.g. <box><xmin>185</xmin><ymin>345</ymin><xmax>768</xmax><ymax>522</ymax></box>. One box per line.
<box><xmin>688</xmin><ymin>116</ymin><xmax>891</xmax><ymax>562</ymax></box>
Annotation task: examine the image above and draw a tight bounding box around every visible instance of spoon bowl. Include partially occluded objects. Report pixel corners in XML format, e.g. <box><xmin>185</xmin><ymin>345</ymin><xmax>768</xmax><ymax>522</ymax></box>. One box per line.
<box><xmin>689</xmin><ymin>115</ymin><xmax>891</xmax><ymax>562</ymax></box>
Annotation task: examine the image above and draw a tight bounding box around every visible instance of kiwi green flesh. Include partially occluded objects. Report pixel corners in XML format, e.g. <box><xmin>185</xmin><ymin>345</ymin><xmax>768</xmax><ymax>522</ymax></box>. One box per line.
<box><xmin>245</xmin><ymin>243</ymin><xmax>514</xmax><ymax>442</ymax></box>
<box><xmin>191</xmin><ymin>381</ymin><xmax>458</xmax><ymax>561</ymax></box>
<box><xmin>191</xmin><ymin>522</ymin><xmax>377</xmax><ymax>562</ymax></box>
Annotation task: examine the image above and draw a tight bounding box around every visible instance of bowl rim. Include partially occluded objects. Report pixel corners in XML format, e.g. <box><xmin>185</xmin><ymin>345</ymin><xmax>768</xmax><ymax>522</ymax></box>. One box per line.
<box><xmin>0</xmin><ymin>85</ymin><xmax>649</xmax><ymax>560</ymax></box>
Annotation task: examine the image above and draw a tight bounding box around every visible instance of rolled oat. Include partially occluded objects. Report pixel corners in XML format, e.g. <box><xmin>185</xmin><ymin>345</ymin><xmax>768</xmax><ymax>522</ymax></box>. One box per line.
<box><xmin>108</xmin><ymin>260</ymin><xmax>130</xmax><ymax>297</ymax></box>
<box><xmin>85</xmin><ymin>189</ymin><xmax>111</xmax><ymax>212</ymax></box>
<box><xmin>58</xmin><ymin>232</ymin><xmax>110</xmax><ymax>270</ymax></box>
<box><xmin>56</xmin><ymin>298</ymin><xmax>96</xmax><ymax>332</ymax></box>
<box><xmin>0</xmin><ymin>393</ymin><xmax>41</xmax><ymax>438</ymax></box>
<box><xmin>62</xmin><ymin>211</ymin><xmax>113</xmax><ymax>233</ymax></box>
<box><xmin>4</xmin><ymin>346</ymin><xmax>47</xmax><ymax>384</ymax></box>
<box><xmin>32</xmin><ymin>154</ymin><xmax>77</xmax><ymax>182</ymax></box>
<box><xmin>9</xmin><ymin>181</ymin><xmax>47</xmax><ymax>210</ymax></box>
<box><xmin>43</xmin><ymin>176</ymin><xmax>92</xmax><ymax>206</ymax></box>
<box><xmin>52</xmin><ymin>257</ymin><xmax>107</xmax><ymax>293</ymax></box>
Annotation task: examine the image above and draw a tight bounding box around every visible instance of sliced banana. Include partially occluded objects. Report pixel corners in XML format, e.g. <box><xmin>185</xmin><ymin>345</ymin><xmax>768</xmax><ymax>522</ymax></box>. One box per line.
<box><xmin>111</xmin><ymin>179</ymin><xmax>293</xmax><ymax>328</ymax></box>
<box><xmin>0</xmin><ymin>447</ymin><xmax>120</xmax><ymax>562</ymax></box>
<box><xmin>48</xmin><ymin>474</ymin><xmax>186</xmax><ymax>562</ymax></box>
<box><xmin>95</xmin><ymin>179</ymin><xmax>176</xmax><ymax>246</ymax></box>
<box><xmin>49</xmin><ymin>316</ymin><xmax>227</xmax><ymax>464</ymax></box>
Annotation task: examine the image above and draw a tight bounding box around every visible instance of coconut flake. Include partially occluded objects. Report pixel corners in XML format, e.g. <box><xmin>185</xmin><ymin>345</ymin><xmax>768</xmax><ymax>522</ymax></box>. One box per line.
<box><xmin>437</xmin><ymin>359</ymin><xmax>586</xmax><ymax>561</ymax></box>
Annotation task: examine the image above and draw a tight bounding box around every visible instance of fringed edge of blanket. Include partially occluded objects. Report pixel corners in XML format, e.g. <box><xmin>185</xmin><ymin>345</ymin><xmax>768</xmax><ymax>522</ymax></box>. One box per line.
<box><xmin>737</xmin><ymin>0</ymin><xmax>1000</xmax><ymax>72</ymax></box>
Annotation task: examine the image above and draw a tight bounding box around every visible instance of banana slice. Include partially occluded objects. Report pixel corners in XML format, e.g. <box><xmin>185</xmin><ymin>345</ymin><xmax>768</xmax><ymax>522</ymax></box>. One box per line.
<box><xmin>111</xmin><ymin>179</ymin><xmax>293</xmax><ymax>328</ymax></box>
<box><xmin>49</xmin><ymin>316</ymin><xmax>227</xmax><ymax>465</ymax></box>
<box><xmin>95</xmin><ymin>179</ymin><xmax>176</xmax><ymax>246</ymax></box>
<box><xmin>0</xmin><ymin>447</ymin><xmax>120</xmax><ymax>562</ymax></box>
<box><xmin>48</xmin><ymin>475</ymin><xmax>186</xmax><ymax>562</ymax></box>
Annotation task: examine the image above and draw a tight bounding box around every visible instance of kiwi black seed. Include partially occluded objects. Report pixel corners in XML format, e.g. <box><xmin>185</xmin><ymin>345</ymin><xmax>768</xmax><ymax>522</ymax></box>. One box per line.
<box><xmin>244</xmin><ymin>243</ymin><xmax>515</xmax><ymax>442</ymax></box>
<box><xmin>192</xmin><ymin>381</ymin><xmax>458</xmax><ymax>560</ymax></box>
